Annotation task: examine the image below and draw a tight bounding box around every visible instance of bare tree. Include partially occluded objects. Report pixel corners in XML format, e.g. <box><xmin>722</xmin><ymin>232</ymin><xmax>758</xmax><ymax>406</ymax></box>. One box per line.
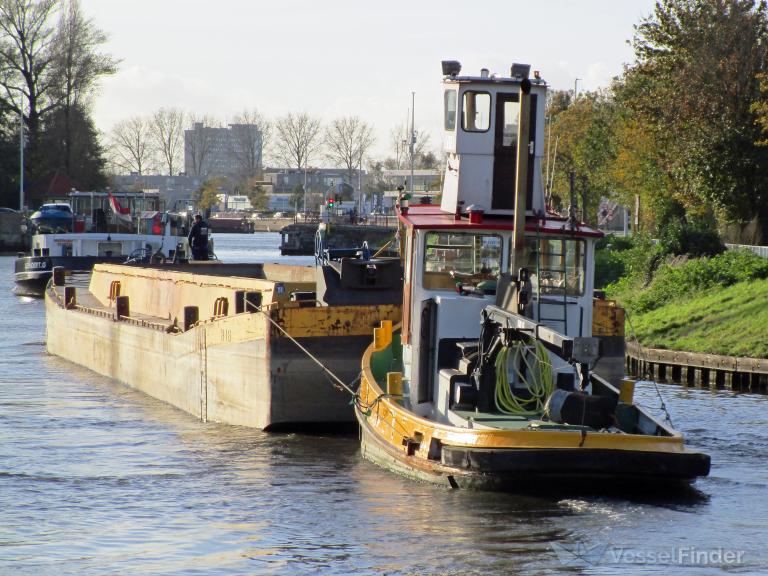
<box><xmin>108</xmin><ymin>116</ymin><xmax>155</xmax><ymax>175</ymax></box>
<box><xmin>230</xmin><ymin>108</ymin><xmax>270</xmax><ymax>179</ymax></box>
<box><xmin>184</xmin><ymin>114</ymin><xmax>217</xmax><ymax>177</ymax></box>
<box><xmin>324</xmin><ymin>115</ymin><xmax>375</xmax><ymax>189</ymax></box>
<box><xmin>0</xmin><ymin>0</ymin><xmax>59</xmax><ymax>175</ymax></box>
<box><xmin>388</xmin><ymin>122</ymin><xmax>431</xmax><ymax>170</ymax></box>
<box><xmin>274</xmin><ymin>112</ymin><xmax>321</xmax><ymax>169</ymax></box>
<box><xmin>150</xmin><ymin>107</ymin><xmax>185</xmax><ymax>176</ymax></box>
<box><xmin>51</xmin><ymin>0</ymin><xmax>117</xmax><ymax>175</ymax></box>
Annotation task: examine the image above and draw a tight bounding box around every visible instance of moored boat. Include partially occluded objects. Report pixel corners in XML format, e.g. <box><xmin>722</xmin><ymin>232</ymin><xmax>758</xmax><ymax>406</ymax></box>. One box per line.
<box><xmin>14</xmin><ymin>191</ymin><xmax>188</xmax><ymax>297</ymax></box>
<box><xmin>354</xmin><ymin>60</ymin><xmax>710</xmax><ymax>490</ymax></box>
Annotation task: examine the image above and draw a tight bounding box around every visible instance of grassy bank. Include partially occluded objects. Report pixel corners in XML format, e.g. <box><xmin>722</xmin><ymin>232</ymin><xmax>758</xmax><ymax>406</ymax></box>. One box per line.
<box><xmin>623</xmin><ymin>278</ymin><xmax>768</xmax><ymax>357</ymax></box>
<box><xmin>602</xmin><ymin>240</ymin><xmax>768</xmax><ymax>359</ymax></box>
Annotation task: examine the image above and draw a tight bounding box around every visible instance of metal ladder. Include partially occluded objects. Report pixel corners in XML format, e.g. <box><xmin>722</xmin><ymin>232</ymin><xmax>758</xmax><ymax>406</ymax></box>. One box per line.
<box><xmin>535</xmin><ymin>232</ymin><xmax>569</xmax><ymax>335</ymax></box>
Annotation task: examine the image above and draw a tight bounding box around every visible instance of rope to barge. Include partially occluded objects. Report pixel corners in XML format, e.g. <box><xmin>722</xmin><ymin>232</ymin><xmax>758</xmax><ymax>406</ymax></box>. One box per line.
<box><xmin>624</xmin><ymin>309</ymin><xmax>675</xmax><ymax>428</ymax></box>
<box><xmin>372</xmin><ymin>232</ymin><xmax>399</xmax><ymax>259</ymax></box>
<box><xmin>256</xmin><ymin>307</ymin><xmax>359</xmax><ymax>397</ymax></box>
<box><xmin>255</xmin><ymin>306</ymin><xmax>417</xmax><ymax>438</ymax></box>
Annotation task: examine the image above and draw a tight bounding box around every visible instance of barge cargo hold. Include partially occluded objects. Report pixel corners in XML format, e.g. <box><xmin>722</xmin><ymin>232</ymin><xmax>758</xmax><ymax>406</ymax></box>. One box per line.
<box><xmin>46</xmin><ymin>261</ymin><xmax>400</xmax><ymax>429</ymax></box>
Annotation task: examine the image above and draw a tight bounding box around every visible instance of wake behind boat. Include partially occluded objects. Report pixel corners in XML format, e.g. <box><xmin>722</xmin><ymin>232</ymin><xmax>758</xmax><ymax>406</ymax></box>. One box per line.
<box><xmin>355</xmin><ymin>60</ymin><xmax>710</xmax><ymax>490</ymax></box>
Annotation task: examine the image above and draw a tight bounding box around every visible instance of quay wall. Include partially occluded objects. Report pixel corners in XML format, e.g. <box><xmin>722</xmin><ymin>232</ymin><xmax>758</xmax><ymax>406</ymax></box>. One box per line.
<box><xmin>626</xmin><ymin>340</ymin><xmax>768</xmax><ymax>392</ymax></box>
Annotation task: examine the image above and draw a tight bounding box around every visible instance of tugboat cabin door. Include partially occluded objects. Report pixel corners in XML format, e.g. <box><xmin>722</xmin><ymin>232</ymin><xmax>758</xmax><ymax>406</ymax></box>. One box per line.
<box><xmin>492</xmin><ymin>92</ymin><xmax>537</xmax><ymax>211</ymax></box>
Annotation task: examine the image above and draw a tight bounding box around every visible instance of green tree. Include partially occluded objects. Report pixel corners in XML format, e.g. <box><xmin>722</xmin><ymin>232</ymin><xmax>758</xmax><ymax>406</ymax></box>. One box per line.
<box><xmin>196</xmin><ymin>178</ymin><xmax>223</xmax><ymax>212</ymax></box>
<box><xmin>39</xmin><ymin>102</ymin><xmax>107</xmax><ymax>189</ymax></box>
<box><xmin>0</xmin><ymin>104</ymin><xmax>19</xmax><ymax>207</ymax></box>
<box><xmin>626</xmin><ymin>0</ymin><xmax>768</xmax><ymax>242</ymax></box>
<box><xmin>247</xmin><ymin>181</ymin><xmax>268</xmax><ymax>211</ymax></box>
<box><xmin>548</xmin><ymin>90</ymin><xmax>618</xmax><ymax>225</ymax></box>
<box><xmin>290</xmin><ymin>183</ymin><xmax>304</xmax><ymax>210</ymax></box>
<box><xmin>0</xmin><ymin>0</ymin><xmax>115</xmax><ymax>201</ymax></box>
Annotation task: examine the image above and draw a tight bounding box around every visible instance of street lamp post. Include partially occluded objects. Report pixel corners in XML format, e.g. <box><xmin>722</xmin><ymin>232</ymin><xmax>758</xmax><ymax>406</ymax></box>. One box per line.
<box><xmin>410</xmin><ymin>91</ymin><xmax>415</xmax><ymax>199</ymax></box>
<box><xmin>19</xmin><ymin>97</ymin><xmax>24</xmax><ymax>212</ymax></box>
<box><xmin>303</xmin><ymin>167</ymin><xmax>308</xmax><ymax>214</ymax></box>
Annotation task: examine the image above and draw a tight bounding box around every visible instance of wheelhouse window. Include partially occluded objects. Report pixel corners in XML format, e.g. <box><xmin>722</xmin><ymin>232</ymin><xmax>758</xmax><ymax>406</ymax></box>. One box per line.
<box><xmin>502</xmin><ymin>99</ymin><xmax>519</xmax><ymax>147</ymax></box>
<box><xmin>462</xmin><ymin>91</ymin><xmax>491</xmax><ymax>132</ymax></box>
<box><xmin>444</xmin><ymin>89</ymin><xmax>457</xmax><ymax>131</ymax></box>
<box><xmin>516</xmin><ymin>237</ymin><xmax>586</xmax><ymax>296</ymax></box>
<box><xmin>423</xmin><ymin>231</ymin><xmax>502</xmax><ymax>291</ymax></box>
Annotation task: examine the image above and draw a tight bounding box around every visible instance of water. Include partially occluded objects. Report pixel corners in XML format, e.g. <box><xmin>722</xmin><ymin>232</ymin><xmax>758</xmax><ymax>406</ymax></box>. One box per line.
<box><xmin>1</xmin><ymin>232</ymin><xmax>767</xmax><ymax>575</ymax></box>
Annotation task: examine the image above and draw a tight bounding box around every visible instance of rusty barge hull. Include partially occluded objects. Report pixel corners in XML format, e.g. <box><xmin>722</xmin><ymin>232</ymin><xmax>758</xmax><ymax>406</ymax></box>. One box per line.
<box><xmin>45</xmin><ymin>263</ymin><xmax>400</xmax><ymax>430</ymax></box>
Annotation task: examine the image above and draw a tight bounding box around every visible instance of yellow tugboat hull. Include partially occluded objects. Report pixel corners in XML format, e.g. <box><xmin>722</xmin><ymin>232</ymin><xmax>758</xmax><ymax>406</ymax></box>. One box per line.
<box><xmin>356</xmin><ymin>328</ymin><xmax>710</xmax><ymax>490</ymax></box>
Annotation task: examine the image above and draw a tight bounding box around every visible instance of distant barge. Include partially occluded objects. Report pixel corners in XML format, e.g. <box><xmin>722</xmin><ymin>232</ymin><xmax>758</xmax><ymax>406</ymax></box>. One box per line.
<box><xmin>280</xmin><ymin>223</ymin><xmax>396</xmax><ymax>256</ymax></box>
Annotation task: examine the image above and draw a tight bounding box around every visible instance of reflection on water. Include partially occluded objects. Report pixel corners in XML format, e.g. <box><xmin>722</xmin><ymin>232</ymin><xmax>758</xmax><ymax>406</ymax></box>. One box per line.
<box><xmin>1</xmin><ymin>234</ymin><xmax>767</xmax><ymax>575</ymax></box>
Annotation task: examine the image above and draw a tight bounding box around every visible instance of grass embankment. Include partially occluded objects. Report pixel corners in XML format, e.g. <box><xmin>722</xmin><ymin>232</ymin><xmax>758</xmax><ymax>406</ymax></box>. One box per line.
<box><xmin>624</xmin><ymin>278</ymin><xmax>768</xmax><ymax>357</ymax></box>
<box><xmin>603</xmin><ymin>245</ymin><xmax>768</xmax><ymax>358</ymax></box>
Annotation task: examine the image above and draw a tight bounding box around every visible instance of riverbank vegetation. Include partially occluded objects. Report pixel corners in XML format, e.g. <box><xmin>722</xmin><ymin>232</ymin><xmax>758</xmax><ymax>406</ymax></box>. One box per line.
<box><xmin>547</xmin><ymin>0</ymin><xmax>768</xmax><ymax>245</ymax></box>
<box><xmin>598</xmin><ymin>233</ymin><xmax>768</xmax><ymax>358</ymax></box>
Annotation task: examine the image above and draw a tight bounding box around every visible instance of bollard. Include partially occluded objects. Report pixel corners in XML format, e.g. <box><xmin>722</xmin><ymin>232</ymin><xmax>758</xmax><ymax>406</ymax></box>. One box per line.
<box><xmin>109</xmin><ymin>280</ymin><xmax>121</xmax><ymax>301</ymax></box>
<box><xmin>116</xmin><ymin>295</ymin><xmax>129</xmax><ymax>319</ymax></box>
<box><xmin>213</xmin><ymin>297</ymin><xmax>229</xmax><ymax>317</ymax></box>
<box><xmin>235</xmin><ymin>290</ymin><xmax>245</xmax><ymax>314</ymax></box>
<box><xmin>64</xmin><ymin>286</ymin><xmax>77</xmax><ymax>309</ymax></box>
<box><xmin>380</xmin><ymin>320</ymin><xmax>393</xmax><ymax>346</ymax></box>
<box><xmin>387</xmin><ymin>372</ymin><xmax>403</xmax><ymax>396</ymax></box>
<box><xmin>619</xmin><ymin>379</ymin><xmax>635</xmax><ymax>405</ymax></box>
<box><xmin>52</xmin><ymin>266</ymin><xmax>65</xmax><ymax>286</ymax></box>
<box><xmin>184</xmin><ymin>306</ymin><xmax>199</xmax><ymax>331</ymax></box>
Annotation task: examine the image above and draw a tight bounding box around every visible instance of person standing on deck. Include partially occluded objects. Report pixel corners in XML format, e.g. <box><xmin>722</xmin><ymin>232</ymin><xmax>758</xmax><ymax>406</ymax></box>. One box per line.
<box><xmin>188</xmin><ymin>214</ymin><xmax>209</xmax><ymax>260</ymax></box>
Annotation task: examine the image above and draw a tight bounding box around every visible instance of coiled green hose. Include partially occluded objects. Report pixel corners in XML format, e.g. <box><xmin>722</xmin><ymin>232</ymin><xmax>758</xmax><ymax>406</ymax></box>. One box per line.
<box><xmin>494</xmin><ymin>341</ymin><xmax>554</xmax><ymax>416</ymax></box>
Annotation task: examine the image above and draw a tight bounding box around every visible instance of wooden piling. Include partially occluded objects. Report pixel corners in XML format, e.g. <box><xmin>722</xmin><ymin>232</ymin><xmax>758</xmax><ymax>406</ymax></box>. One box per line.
<box><xmin>52</xmin><ymin>266</ymin><xmax>65</xmax><ymax>286</ymax></box>
<box><xmin>64</xmin><ymin>286</ymin><xmax>76</xmax><ymax>310</ymax></box>
<box><xmin>116</xmin><ymin>296</ymin><xmax>129</xmax><ymax>319</ymax></box>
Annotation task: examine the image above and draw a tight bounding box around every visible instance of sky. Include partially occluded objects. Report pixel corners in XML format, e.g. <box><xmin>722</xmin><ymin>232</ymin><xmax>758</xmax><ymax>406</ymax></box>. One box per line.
<box><xmin>79</xmin><ymin>0</ymin><xmax>658</xmax><ymax>162</ymax></box>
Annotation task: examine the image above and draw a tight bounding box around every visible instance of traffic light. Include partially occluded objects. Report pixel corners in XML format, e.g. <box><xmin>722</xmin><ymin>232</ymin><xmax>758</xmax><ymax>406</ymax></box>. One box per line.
<box><xmin>327</xmin><ymin>197</ymin><xmax>335</xmax><ymax>208</ymax></box>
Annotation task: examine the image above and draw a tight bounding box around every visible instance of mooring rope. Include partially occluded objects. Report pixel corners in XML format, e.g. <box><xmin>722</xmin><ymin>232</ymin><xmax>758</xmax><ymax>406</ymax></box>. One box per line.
<box><xmin>255</xmin><ymin>306</ymin><xmax>359</xmax><ymax>397</ymax></box>
<box><xmin>372</xmin><ymin>232</ymin><xmax>399</xmax><ymax>259</ymax></box>
<box><xmin>252</xmin><ymin>303</ymin><xmax>415</xmax><ymax>438</ymax></box>
<box><xmin>624</xmin><ymin>309</ymin><xmax>675</xmax><ymax>427</ymax></box>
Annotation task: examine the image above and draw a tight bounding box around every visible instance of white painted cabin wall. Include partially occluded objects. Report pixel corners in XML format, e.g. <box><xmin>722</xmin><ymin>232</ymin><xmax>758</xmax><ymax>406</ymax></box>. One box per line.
<box><xmin>439</xmin><ymin>81</ymin><xmax>548</xmax><ymax>216</ymax></box>
<box><xmin>403</xmin><ymin>230</ymin><xmax>597</xmax><ymax>410</ymax></box>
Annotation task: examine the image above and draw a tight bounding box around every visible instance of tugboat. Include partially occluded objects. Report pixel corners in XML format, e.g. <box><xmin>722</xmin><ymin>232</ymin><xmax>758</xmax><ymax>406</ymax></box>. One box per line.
<box><xmin>14</xmin><ymin>191</ymin><xmax>188</xmax><ymax>296</ymax></box>
<box><xmin>355</xmin><ymin>61</ymin><xmax>710</xmax><ymax>490</ymax></box>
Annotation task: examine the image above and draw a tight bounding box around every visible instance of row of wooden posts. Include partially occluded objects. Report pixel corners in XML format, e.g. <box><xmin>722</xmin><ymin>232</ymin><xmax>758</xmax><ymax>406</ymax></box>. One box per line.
<box><xmin>626</xmin><ymin>341</ymin><xmax>768</xmax><ymax>393</ymax></box>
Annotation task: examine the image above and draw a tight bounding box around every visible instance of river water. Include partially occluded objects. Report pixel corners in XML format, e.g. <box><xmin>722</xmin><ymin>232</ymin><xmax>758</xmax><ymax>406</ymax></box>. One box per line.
<box><xmin>1</xmin><ymin>232</ymin><xmax>766</xmax><ymax>575</ymax></box>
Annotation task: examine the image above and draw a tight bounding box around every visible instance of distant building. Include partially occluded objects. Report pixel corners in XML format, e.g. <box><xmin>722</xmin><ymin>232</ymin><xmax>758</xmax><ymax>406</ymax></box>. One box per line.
<box><xmin>184</xmin><ymin>123</ymin><xmax>263</xmax><ymax>179</ymax></box>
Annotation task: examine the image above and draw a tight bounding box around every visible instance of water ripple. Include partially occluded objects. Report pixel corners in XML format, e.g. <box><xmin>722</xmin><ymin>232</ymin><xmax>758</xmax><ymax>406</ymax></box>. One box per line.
<box><xmin>1</xmin><ymin>240</ymin><xmax>767</xmax><ymax>575</ymax></box>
